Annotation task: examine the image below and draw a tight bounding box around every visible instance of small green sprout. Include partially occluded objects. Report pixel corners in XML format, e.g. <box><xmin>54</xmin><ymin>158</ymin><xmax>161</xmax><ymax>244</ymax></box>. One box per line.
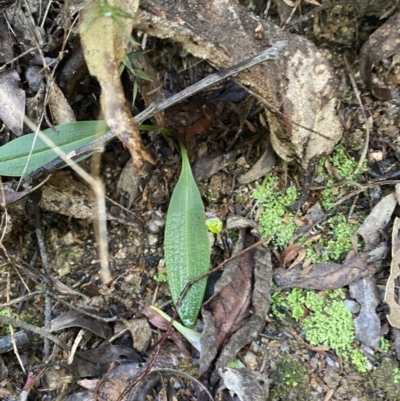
<box><xmin>318</xmin><ymin>215</ymin><xmax>359</xmax><ymax>262</ymax></box>
<box><xmin>317</xmin><ymin>144</ymin><xmax>367</xmax><ymax>209</ymax></box>
<box><xmin>206</xmin><ymin>216</ymin><xmax>223</xmax><ymax>234</ymax></box>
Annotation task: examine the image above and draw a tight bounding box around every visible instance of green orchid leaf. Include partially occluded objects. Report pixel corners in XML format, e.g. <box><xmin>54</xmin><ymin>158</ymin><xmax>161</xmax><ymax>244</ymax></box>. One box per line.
<box><xmin>0</xmin><ymin>121</ymin><xmax>109</xmax><ymax>177</ymax></box>
<box><xmin>164</xmin><ymin>144</ymin><xmax>210</xmax><ymax>327</ymax></box>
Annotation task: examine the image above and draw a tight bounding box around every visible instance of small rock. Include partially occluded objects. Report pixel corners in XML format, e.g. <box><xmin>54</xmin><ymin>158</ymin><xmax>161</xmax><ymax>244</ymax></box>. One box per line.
<box><xmin>344</xmin><ymin>299</ymin><xmax>361</xmax><ymax>314</ymax></box>
<box><xmin>148</xmin><ymin>234</ymin><xmax>158</xmax><ymax>246</ymax></box>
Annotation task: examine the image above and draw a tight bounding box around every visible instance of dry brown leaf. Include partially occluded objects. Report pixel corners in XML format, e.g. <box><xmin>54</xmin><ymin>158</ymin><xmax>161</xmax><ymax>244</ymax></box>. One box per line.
<box><xmin>203</xmin><ymin>231</ymin><xmax>255</xmax><ymax>352</ymax></box>
<box><xmin>0</xmin><ymin>19</ymin><xmax>25</xmax><ymax>136</ymax></box>
<box><xmin>200</xmin><ymin>230</ymin><xmax>272</xmax><ymax>382</ymax></box>
<box><xmin>274</xmin><ymin>251</ymin><xmax>373</xmax><ymax>290</ymax></box>
<box><xmin>281</xmin><ymin>244</ymin><xmax>305</xmax><ymax>267</ymax></box>
<box><xmin>350</xmin><ymin>277</ymin><xmax>380</xmax><ymax>348</ymax></box>
<box><xmin>48</xmin><ymin>82</ymin><xmax>76</xmax><ymax>124</ymax></box>
<box><xmin>384</xmin><ymin>217</ymin><xmax>400</xmax><ymax>329</ymax></box>
<box><xmin>0</xmin><ymin>69</ymin><xmax>25</xmax><ymax>136</ymax></box>
<box><xmin>79</xmin><ymin>0</ymin><xmax>154</xmax><ymax>174</ymax></box>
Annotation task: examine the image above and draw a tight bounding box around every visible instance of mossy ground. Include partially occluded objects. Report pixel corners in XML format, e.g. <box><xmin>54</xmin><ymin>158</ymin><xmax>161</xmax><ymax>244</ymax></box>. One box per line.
<box><xmin>271</xmin><ymin>288</ymin><xmax>368</xmax><ymax>372</ymax></box>
<box><xmin>253</xmin><ymin>144</ymin><xmax>369</xmax><ymax>371</ymax></box>
<box><xmin>252</xmin><ymin>144</ymin><xmax>365</xmax><ymax>263</ymax></box>
<box><xmin>269</xmin><ymin>356</ymin><xmax>312</xmax><ymax>401</ymax></box>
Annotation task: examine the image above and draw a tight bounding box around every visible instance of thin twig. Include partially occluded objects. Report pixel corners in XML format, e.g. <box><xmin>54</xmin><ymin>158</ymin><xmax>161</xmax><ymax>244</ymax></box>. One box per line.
<box><xmin>0</xmin><ymin>47</ymin><xmax>38</xmax><ymax>72</ymax></box>
<box><xmin>32</xmin><ymin>206</ymin><xmax>52</xmax><ymax>357</ymax></box>
<box><xmin>7</xmin><ymin>273</ymin><xmax>26</xmax><ymax>374</ymax></box>
<box><xmin>0</xmin><ymin>291</ymin><xmax>45</xmax><ymax>309</ymax></box>
<box><xmin>343</xmin><ymin>56</ymin><xmax>369</xmax><ymax>176</ymax></box>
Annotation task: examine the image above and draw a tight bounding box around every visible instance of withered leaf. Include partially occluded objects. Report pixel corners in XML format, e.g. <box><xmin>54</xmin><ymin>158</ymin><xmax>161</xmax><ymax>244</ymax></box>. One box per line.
<box><xmin>358</xmin><ymin>192</ymin><xmax>396</xmax><ymax>250</ymax></box>
<box><xmin>0</xmin><ymin>179</ymin><xmax>48</xmax><ymax>205</ymax></box>
<box><xmin>203</xmin><ymin>230</ymin><xmax>255</xmax><ymax>352</ymax></box>
<box><xmin>0</xmin><ymin>69</ymin><xmax>25</xmax><ymax>136</ymax></box>
<box><xmin>200</xmin><ymin>230</ymin><xmax>272</xmax><ymax>382</ymax></box>
<box><xmin>218</xmin><ymin>368</ymin><xmax>269</xmax><ymax>401</ymax></box>
<box><xmin>350</xmin><ymin>277</ymin><xmax>380</xmax><ymax>348</ymax></box>
<box><xmin>51</xmin><ymin>311</ymin><xmax>112</xmax><ymax>339</ymax></box>
<box><xmin>80</xmin><ymin>0</ymin><xmax>154</xmax><ymax>174</ymax></box>
<box><xmin>274</xmin><ymin>251</ymin><xmax>373</xmax><ymax>290</ymax></box>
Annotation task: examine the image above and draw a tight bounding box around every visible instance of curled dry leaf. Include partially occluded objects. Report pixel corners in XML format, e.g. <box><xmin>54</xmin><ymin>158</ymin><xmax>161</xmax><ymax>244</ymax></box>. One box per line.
<box><xmin>359</xmin><ymin>11</ymin><xmax>400</xmax><ymax>100</ymax></box>
<box><xmin>48</xmin><ymin>82</ymin><xmax>76</xmax><ymax>124</ymax></box>
<box><xmin>80</xmin><ymin>0</ymin><xmax>154</xmax><ymax>174</ymax></box>
<box><xmin>0</xmin><ymin>19</ymin><xmax>25</xmax><ymax>136</ymax></box>
<box><xmin>133</xmin><ymin>0</ymin><xmax>342</xmax><ymax>172</ymax></box>
<box><xmin>384</xmin><ymin>217</ymin><xmax>400</xmax><ymax>329</ymax></box>
<box><xmin>353</xmin><ymin>190</ymin><xmax>397</xmax><ymax>345</ymax></box>
<box><xmin>237</xmin><ymin>143</ymin><xmax>276</xmax><ymax>184</ymax></box>
<box><xmin>200</xmin><ymin>229</ymin><xmax>272</xmax><ymax>382</ymax></box>
<box><xmin>274</xmin><ymin>251</ymin><xmax>373</xmax><ymax>290</ymax></box>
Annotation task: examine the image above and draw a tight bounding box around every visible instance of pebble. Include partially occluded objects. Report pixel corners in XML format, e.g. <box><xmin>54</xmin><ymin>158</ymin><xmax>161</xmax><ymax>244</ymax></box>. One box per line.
<box><xmin>148</xmin><ymin>234</ymin><xmax>158</xmax><ymax>246</ymax></box>
<box><xmin>344</xmin><ymin>299</ymin><xmax>361</xmax><ymax>314</ymax></box>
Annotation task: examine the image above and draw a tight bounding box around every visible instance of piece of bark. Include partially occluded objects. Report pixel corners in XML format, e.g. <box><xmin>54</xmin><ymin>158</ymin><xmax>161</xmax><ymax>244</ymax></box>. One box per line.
<box><xmin>384</xmin><ymin>217</ymin><xmax>400</xmax><ymax>329</ymax></box>
<box><xmin>359</xmin><ymin>11</ymin><xmax>400</xmax><ymax>100</ymax></box>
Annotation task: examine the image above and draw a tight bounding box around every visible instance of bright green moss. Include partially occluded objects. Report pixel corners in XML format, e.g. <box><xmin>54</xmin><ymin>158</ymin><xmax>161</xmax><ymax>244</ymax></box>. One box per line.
<box><xmin>317</xmin><ymin>144</ymin><xmax>367</xmax><ymax>209</ymax></box>
<box><xmin>271</xmin><ymin>288</ymin><xmax>367</xmax><ymax>372</ymax></box>
<box><xmin>252</xmin><ymin>174</ymin><xmax>298</xmax><ymax>246</ymax></box>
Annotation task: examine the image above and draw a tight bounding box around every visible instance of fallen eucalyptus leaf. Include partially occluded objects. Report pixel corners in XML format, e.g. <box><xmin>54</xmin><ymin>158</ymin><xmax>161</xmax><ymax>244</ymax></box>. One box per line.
<box><xmin>0</xmin><ymin>69</ymin><xmax>25</xmax><ymax>136</ymax></box>
<box><xmin>350</xmin><ymin>277</ymin><xmax>380</xmax><ymax>348</ymax></box>
<box><xmin>357</xmin><ymin>191</ymin><xmax>396</xmax><ymax>249</ymax></box>
<box><xmin>359</xmin><ymin>11</ymin><xmax>400</xmax><ymax>100</ymax></box>
<box><xmin>164</xmin><ymin>144</ymin><xmax>210</xmax><ymax>327</ymax></box>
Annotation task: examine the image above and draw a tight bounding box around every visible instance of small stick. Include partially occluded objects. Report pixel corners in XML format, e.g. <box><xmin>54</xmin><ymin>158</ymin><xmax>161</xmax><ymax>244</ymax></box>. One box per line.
<box><xmin>343</xmin><ymin>56</ymin><xmax>369</xmax><ymax>176</ymax></box>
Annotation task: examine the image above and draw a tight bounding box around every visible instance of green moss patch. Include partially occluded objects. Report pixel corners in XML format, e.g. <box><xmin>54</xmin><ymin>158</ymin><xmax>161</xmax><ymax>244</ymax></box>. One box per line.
<box><xmin>271</xmin><ymin>288</ymin><xmax>368</xmax><ymax>372</ymax></box>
